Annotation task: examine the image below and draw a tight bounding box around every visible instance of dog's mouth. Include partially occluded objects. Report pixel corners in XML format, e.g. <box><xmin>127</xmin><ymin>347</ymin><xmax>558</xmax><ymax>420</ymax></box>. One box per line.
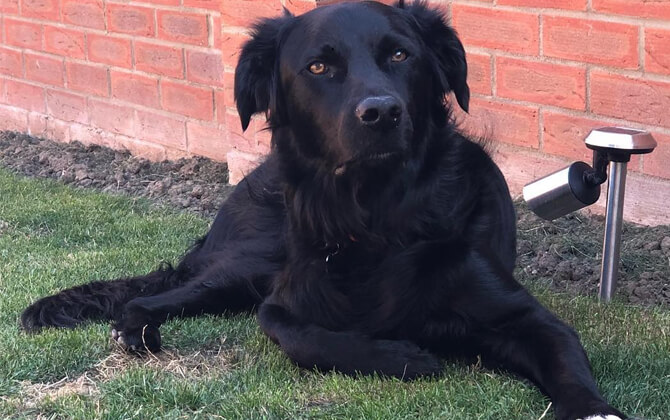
<box><xmin>334</xmin><ymin>151</ymin><xmax>402</xmax><ymax>176</ymax></box>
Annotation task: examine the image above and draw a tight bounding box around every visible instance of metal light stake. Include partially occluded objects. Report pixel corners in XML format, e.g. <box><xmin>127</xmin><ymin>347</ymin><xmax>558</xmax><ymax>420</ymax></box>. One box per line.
<box><xmin>523</xmin><ymin>127</ymin><xmax>657</xmax><ymax>303</ymax></box>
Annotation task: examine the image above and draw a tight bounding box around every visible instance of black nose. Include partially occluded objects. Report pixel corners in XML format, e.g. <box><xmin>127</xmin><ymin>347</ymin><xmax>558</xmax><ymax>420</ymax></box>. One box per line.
<box><xmin>355</xmin><ymin>96</ymin><xmax>402</xmax><ymax>130</ymax></box>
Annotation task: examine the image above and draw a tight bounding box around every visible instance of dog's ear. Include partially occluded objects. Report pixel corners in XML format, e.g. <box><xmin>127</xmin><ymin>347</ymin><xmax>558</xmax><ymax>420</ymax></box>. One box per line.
<box><xmin>403</xmin><ymin>2</ymin><xmax>470</xmax><ymax>113</ymax></box>
<box><xmin>234</xmin><ymin>14</ymin><xmax>293</xmax><ymax>131</ymax></box>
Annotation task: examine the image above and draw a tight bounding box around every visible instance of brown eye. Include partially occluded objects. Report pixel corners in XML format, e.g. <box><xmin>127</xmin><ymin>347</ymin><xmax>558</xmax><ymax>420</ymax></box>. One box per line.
<box><xmin>391</xmin><ymin>49</ymin><xmax>408</xmax><ymax>62</ymax></box>
<box><xmin>308</xmin><ymin>61</ymin><xmax>328</xmax><ymax>75</ymax></box>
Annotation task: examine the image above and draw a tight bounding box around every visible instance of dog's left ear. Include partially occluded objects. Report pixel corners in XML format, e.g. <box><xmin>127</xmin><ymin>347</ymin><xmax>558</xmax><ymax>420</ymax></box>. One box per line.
<box><xmin>402</xmin><ymin>2</ymin><xmax>470</xmax><ymax>113</ymax></box>
<box><xmin>234</xmin><ymin>13</ymin><xmax>293</xmax><ymax>131</ymax></box>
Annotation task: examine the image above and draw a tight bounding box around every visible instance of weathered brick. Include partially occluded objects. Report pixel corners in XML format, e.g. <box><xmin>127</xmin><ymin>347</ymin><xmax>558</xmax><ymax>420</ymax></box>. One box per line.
<box><xmin>466</xmin><ymin>52</ymin><xmax>491</xmax><ymax>96</ymax></box>
<box><xmin>497</xmin><ymin>0</ymin><xmax>586</xmax><ymax>10</ymax></box>
<box><xmin>451</xmin><ymin>4</ymin><xmax>539</xmax><ymax>55</ymax></box>
<box><xmin>496</xmin><ymin>57</ymin><xmax>586</xmax><ymax>110</ymax></box>
<box><xmin>25</xmin><ymin>52</ymin><xmax>64</xmax><ymax>86</ymax></box>
<box><xmin>1</xmin><ymin>0</ymin><xmax>19</xmax><ymax>14</ymax></box>
<box><xmin>5</xmin><ymin>80</ymin><xmax>45</xmax><ymax>112</ymax></box>
<box><xmin>542</xmin><ymin>111</ymin><xmax>608</xmax><ymax>161</ymax></box>
<box><xmin>46</xmin><ymin>89</ymin><xmax>87</xmax><ymax>123</ymax></box>
<box><xmin>285</xmin><ymin>0</ymin><xmax>316</xmax><ymax>15</ymax></box>
<box><xmin>117</xmin><ymin>137</ymin><xmax>167</xmax><ymax>161</ymax></box>
<box><xmin>644</xmin><ymin>28</ymin><xmax>670</xmax><ymax>76</ymax></box>
<box><xmin>161</xmin><ymin>80</ymin><xmax>214</xmax><ymax>120</ymax></box>
<box><xmin>66</xmin><ymin>61</ymin><xmax>108</xmax><ymax>96</ymax></box>
<box><xmin>186</xmin><ymin>50</ymin><xmax>224</xmax><ymax>86</ymax></box>
<box><xmin>110</xmin><ymin>71</ymin><xmax>160</xmax><ymax>109</ymax></box>
<box><xmin>590</xmin><ymin>71</ymin><xmax>670</xmax><ymax>127</ymax></box>
<box><xmin>642</xmin><ymin>133</ymin><xmax>670</xmax><ymax>179</ymax></box>
<box><xmin>62</xmin><ymin>0</ymin><xmax>105</xmax><ymax>29</ymax></box>
<box><xmin>28</xmin><ymin>112</ymin><xmax>48</xmax><ymax>137</ymax></box>
<box><xmin>543</xmin><ymin>16</ymin><xmax>638</xmax><ymax>69</ymax></box>
<box><xmin>157</xmin><ymin>10</ymin><xmax>208</xmax><ymax>46</ymax></box>
<box><xmin>592</xmin><ymin>0</ymin><xmax>670</xmax><ymax>19</ymax></box>
<box><xmin>136</xmin><ymin>109</ymin><xmax>187</xmax><ymax>149</ymax></box>
<box><xmin>187</xmin><ymin>122</ymin><xmax>230</xmax><ymax>161</ymax></box>
<box><xmin>88</xmin><ymin>98</ymin><xmax>135</xmax><ymax>137</ymax></box>
<box><xmin>0</xmin><ymin>105</ymin><xmax>29</xmax><ymax>132</ymax></box>
<box><xmin>134</xmin><ymin>41</ymin><xmax>184</xmax><ymax>78</ymax></box>
<box><xmin>107</xmin><ymin>4</ymin><xmax>155</xmax><ymax>37</ymax></box>
<box><xmin>457</xmin><ymin>98</ymin><xmax>540</xmax><ymax>149</ymax></box>
<box><xmin>21</xmin><ymin>0</ymin><xmax>59</xmax><ymax>21</ymax></box>
<box><xmin>184</xmin><ymin>0</ymin><xmax>221</xmax><ymax>11</ymax></box>
<box><xmin>44</xmin><ymin>25</ymin><xmax>86</xmax><ymax>59</ymax></box>
<box><xmin>87</xmin><ymin>34</ymin><xmax>132</xmax><ymax>68</ymax></box>
<box><xmin>4</xmin><ymin>18</ymin><xmax>42</xmax><ymax>50</ymax></box>
<box><xmin>221</xmin><ymin>0</ymin><xmax>283</xmax><ymax>27</ymax></box>
<box><xmin>0</xmin><ymin>47</ymin><xmax>23</xmax><ymax>77</ymax></box>
<box><xmin>226</xmin><ymin>150</ymin><xmax>264</xmax><ymax>184</ymax></box>
<box><xmin>221</xmin><ymin>31</ymin><xmax>249</xmax><ymax>68</ymax></box>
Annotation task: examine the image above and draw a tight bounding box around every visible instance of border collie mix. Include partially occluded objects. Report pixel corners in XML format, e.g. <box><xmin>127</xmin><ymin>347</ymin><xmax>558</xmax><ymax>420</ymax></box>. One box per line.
<box><xmin>21</xmin><ymin>2</ymin><xmax>625</xmax><ymax>419</ymax></box>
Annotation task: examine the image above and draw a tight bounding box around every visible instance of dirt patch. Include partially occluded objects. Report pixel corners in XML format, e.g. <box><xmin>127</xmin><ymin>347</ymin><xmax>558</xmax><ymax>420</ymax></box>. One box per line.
<box><xmin>1</xmin><ymin>131</ymin><xmax>668</xmax><ymax>306</ymax></box>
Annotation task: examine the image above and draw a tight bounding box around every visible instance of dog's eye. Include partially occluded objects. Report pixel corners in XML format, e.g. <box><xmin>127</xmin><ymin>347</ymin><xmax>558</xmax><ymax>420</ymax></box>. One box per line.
<box><xmin>391</xmin><ymin>49</ymin><xmax>408</xmax><ymax>62</ymax></box>
<box><xmin>308</xmin><ymin>61</ymin><xmax>328</xmax><ymax>75</ymax></box>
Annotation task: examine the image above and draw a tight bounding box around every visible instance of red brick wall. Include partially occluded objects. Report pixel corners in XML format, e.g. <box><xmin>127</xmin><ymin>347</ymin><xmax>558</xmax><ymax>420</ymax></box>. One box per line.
<box><xmin>1</xmin><ymin>0</ymin><xmax>669</xmax><ymax>224</ymax></box>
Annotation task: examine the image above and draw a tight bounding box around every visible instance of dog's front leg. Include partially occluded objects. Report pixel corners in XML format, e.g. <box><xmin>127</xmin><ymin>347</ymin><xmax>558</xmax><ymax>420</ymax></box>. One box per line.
<box><xmin>257</xmin><ymin>302</ymin><xmax>442</xmax><ymax>379</ymax></box>
<box><xmin>453</xmin><ymin>249</ymin><xmax>626</xmax><ymax>420</ymax></box>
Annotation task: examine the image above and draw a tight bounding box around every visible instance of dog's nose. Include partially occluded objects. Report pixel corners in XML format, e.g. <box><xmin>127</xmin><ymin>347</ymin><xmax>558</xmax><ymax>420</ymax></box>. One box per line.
<box><xmin>355</xmin><ymin>96</ymin><xmax>402</xmax><ymax>130</ymax></box>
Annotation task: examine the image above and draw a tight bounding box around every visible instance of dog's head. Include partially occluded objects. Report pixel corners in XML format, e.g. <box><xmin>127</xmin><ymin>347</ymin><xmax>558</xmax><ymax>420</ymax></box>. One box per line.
<box><xmin>235</xmin><ymin>0</ymin><xmax>469</xmax><ymax>177</ymax></box>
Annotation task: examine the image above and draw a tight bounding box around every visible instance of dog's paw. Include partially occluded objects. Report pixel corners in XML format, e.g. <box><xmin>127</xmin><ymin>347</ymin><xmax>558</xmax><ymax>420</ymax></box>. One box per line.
<box><xmin>578</xmin><ymin>416</ymin><xmax>624</xmax><ymax>420</ymax></box>
<box><xmin>375</xmin><ymin>339</ymin><xmax>443</xmax><ymax>380</ymax></box>
<box><xmin>111</xmin><ymin>324</ymin><xmax>161</xmax><ymax>353</ymax></box>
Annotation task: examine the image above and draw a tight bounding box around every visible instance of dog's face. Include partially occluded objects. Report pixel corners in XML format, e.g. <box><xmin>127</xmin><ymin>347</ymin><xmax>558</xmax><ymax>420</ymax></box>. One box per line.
<box><xmin>235</xmin><ymin>1</ymin><xmax>470</xmax><ymax>176</ymax></box>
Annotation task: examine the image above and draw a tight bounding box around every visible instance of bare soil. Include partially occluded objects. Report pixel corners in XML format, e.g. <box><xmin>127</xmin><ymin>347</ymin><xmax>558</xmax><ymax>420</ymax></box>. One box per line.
<box><xmin>1</xmin><ymin>131</ymin><xmax>668</xmax><ymax>306</ymax></box>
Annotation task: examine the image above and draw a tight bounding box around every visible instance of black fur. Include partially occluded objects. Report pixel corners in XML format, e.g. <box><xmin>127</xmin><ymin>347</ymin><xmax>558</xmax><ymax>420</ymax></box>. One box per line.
<box><xmin>21</xmin><ymin>2</ymin><xmax>625</xmax><ymax>419</ymax></box>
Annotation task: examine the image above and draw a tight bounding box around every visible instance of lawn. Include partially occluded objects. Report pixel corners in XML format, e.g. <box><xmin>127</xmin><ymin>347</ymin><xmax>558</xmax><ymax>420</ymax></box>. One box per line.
<box><xmin>0</xmin><ymin>168</ymin><xmax>668</xmax><ymax>419</ymax></box>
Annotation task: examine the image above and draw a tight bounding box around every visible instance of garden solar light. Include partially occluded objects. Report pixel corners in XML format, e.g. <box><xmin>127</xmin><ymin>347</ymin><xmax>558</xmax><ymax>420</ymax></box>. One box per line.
<box><xmin>523</xmin><ymin>127</ymin><xmax>657</xmax><ymax>303</ymax></box>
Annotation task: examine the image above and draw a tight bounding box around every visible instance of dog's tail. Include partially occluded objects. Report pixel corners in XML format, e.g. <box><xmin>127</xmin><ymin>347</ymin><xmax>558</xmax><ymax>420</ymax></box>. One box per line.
<box><xmin>20</xmin><ymin>263</ymin><xmax>187</xmax><ymax>332</ymax></box>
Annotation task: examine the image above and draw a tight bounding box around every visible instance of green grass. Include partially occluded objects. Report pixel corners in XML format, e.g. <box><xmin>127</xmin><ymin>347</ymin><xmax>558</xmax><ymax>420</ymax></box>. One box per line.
<box><xmin>0</xmin><ymin>167</ymin><xmax>668</xmax><ymax>419</ymax></box>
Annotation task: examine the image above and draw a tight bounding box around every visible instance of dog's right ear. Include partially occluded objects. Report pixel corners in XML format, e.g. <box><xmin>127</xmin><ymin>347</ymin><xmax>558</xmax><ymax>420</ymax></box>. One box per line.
<box><xmin>234</xmin><ymin>14</ymin><xmax>293</xmax><ymax>131</ymax></box>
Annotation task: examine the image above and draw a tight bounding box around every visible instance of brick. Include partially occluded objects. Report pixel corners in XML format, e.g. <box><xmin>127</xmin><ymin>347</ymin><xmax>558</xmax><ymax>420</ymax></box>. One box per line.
<box><xmin>46</xmin><ymin>89</ymin><xmax>87</xmax><ymax>123</ymax></box>
<box><xmin>221</xmin><ymin>31</ymin><xmax>249</xmax><ymax>68</ymax></box>
<box><xmin>497</xmin><ymin>0</ymin><xmax>586</xmax><ymax>9</ymax></box>
<box><xmin>136</xmin><ymin>109</ymin><xmax>186</xmax><ymax>149</ymax></box>
<box><xmin>542</xmin><ymin>111</ymin><xmax>608</xmax><ymax>161</ymax></box>
<box><xmin>88</xmin><ymin>98</ymin><xmax>135</xmax><ymax>137</ymax></box>
<box><xmin>187</xmin><ymin>122</ymin><xmax>229</xmax><ymax>161</ymax></box>
<box><xmin>593</xmin><ymin>0</ymin><xmax>670</xmax><ymax>19</ymax></box>
<box><xmin>186</xmin><ymin>50</ymin><xmax>224</xmax><ymax>86</ymax></box>
<box><xmin>457</xmin><ymin>98</ymin><xmax>539</xmax><ymax>149</ymax></box>
<box><xmin>183</xmin><ymin>0</ymin><xmax>221</xmax><ymax>11</ymax></box>
<box><xmin>0</xmin><ymin>77</ymin><xmax>5</xmax><ymax>103</ymax></box>
<box><xmin>157</xmin><ymin>11</ymin><xmax>208</xmax><ymax>46</ymax></box>
<box><xmin>69</xmin><ymin>122</ymin><xmax>117</xmax><ymax>148</ymax></box>
<box><xmin>285</xmin><ymin>0</ymin><xmax>316</xmax><ymax>15</ymax></box>
<box><xmin>225</xmin><ymin>111</ymin><xmax>265</xmax><ymax>154</ymax></box>
<box><xmin>0</xmin><ymin>105</ymin><xmax>28</xmax><ymax>131</ymax></box>
<box><xmin>1</xmin><ymin>0</ymin><xmax>19</xmax><ymax>14</ymax></box>
<box><xmin>107</xmin><ymin>4</ymin><xmax>155</xmax><ymax>37</ymax></box>
<box><xmin>643</xmin><ymin>133</ymin><xmax>670</xmax><ymax>179</ymax></box>
<box><xmin>4</xmin><ymin>18</ymin><xmax>42</xmax><ymax>50</ymax></box>
<box><xmin>543</xmin><ymin>16</ymin><xmax>638</xmax><ymax>69</ymax></box>
<box><xmin>0</xmin><ymin>47</ymin><xmax>22</xmax><ymax>77</ymax></box>
<box><xmin>62</xmin><ymin>0</ymin><xmax>105</xmax><ymax>30</ymax></box>
<box><xmin>496</xmin><ymin>57</ymin><xmax>585</xmax><ymax>110</ymax></box>
<box><xmin>25</xmin><ymin>52</ymin><xmax>64</xmax><ymax>86</ymax></box>
<box><xmin>21</xmin><ymin>0</ymin><xmax>59</xmax><ymax>20</ymax></box>
<box><xmin>451</xmin><ymin>5</ymin><xmax>539</xmax><ymax>55</ymax></box>
<box><xmin>5</xmin><ymin>80</ymin><xmax>45</xmax><ymax>112</ymax></box>
<box><xmin>137</xmin><ymin>0</ymin><xmax>180</xmax><ymax>6</ymax></box>
<box><xmin>66</xmin><ymin>62</ymin><xmax>108</xmax><ymax>96</ymax></box>
<box><xmin>87</xmin><ymin>34</ymin><xmax>132</xmax><ymax>68</ymax></box>
<box><xmin>134</xmin><ymin>41</ymin><xmax>183</xmax><ymax>78</ymax></box>
<box><xmin>466</xmin><ymin>52</ymin><xmax>491</xmax><ymax>96</ymax></box>
<box><xmin>226</xmin><ymin>150</ymin><xmax>263</xmax><ymax>184</ymax></box>
<box><xmin>161</xmin><ymin>80</ymin><xmax>213</xmax><ymax>120</ymax></box>
<box><xmin>645</xmin><ymin>28</ymin><xmax>670</xmax><ymax>76</ymax></box>
<box><xmin>590</xmin><ymin>71</ymin><xmax>670</xmax><ymax>128</ymax></box>
<box><xmin>43</xmin><ymin>118</ymin><xmax>72</xmax><ymax>143</ymax></box>
<box><xmin>215</xmin><ymin>88</ymin><xmax>227</xmax><ymax>122</ymax></box>
<box><xmin>222</xmin><ymin>0</ymin><xmax>283</xmax><ymax>27</ymax></box>
<box><xmin>110</xmin><ymin>70</ymin><xmax>160</xmax><ymax>109</ymax></box>
<box><xmin>44</xmin><ymin>25</ymin><xmax>86</xmax><ymax>59</ymax></box>
<box><xmin>28</xmin><ymin>112</ymin><xmax>48</xmax><ymax>137</ymax></box>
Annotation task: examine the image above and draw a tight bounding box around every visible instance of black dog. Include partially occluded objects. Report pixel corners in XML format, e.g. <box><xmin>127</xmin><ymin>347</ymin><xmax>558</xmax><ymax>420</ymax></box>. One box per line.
<box><xmin>21</xmin><ymin>2</ymin><xmax>625</xmax><ymax>419</ymax></box>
